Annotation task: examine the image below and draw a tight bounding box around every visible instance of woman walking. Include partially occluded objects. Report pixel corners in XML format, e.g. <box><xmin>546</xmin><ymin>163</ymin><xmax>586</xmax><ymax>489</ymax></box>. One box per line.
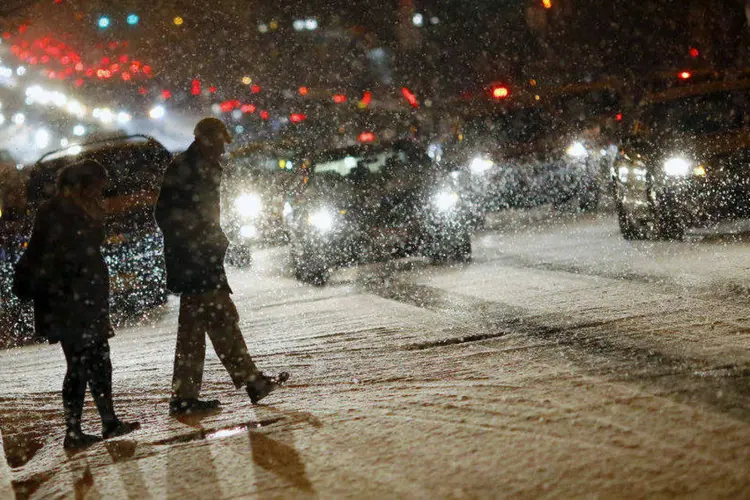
<box><xmin>13</xmin><ymin>160</ymin><xmax>140</xmax><ymax>450</ymax></box>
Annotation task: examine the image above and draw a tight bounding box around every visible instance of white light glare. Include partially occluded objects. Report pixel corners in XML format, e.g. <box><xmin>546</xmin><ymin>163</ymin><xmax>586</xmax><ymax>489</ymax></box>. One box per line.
<box><xmin>16</xmin><ymin>66</ymin><xmax>26</xmax><ymax>76</ymax></box>
<box><xmin>235</xmin><ymin>193</ymin><xmax>263</xmax><ymax>218</ymax></box>
<box><xmin>98</xmin><ymin>108</ymin><xmax>114</xmax><ymax>124</ymax></box>
<box><xmin>117</xmin><ymin>111</ymin><xmax>132</xmax><ymax>124</ymax></box>
<box><xmin>12</xmin><ymin>112</ymin><xmax>24</xmax><ymax>125</ymax></box>
<box><xmin>433</xmin><ymin>190</ymin><xmax>459</xmax><ymax>212</ymax></box>
<box><xmin>35</xmin><ymin>129</ymin><xmax>50</xmax><ymax>149</ymax></box>
<box><xmin>308</xmin><ymin>208</ymin><xmax>335</xmax><ymax>232</ymax></box>
<box><xmin>73</xmin><ymin>124</ymin><xmax>86</xmax><ymax>136</ymax></box>
<box><xmin>293</xmin><ymin>19</ymin><xmax>305</xmax><ymax>31</ymax></box>
<box><xmin>0</xmin><ymin>114</ymin><xmax>4</xmax><ymax>126</ymax></box>
<box><xmin>566</xmin><ymin>141</ymin><xmax>588</xmax><ymax>158</ymax></box>
<box><xmin>305</xmin><ymin>18</ymin><xmax>318</xmax><ymax>30</ymax></box>
<box><xmin>469</xmin><ymin>157</ymin><xmax>494</xmax><ymax>174</ymax></box>
<box><xmin>663</xmin><ymin>157</ymin><xmax>691</xmax><ymax>177</ymax></box>
<box><xmin>413</xmin><ymin>13</ymin><xmax>424</xmax><ymax>26</ymax></box>
<box><xmin>66</xmin><ymin>100</ymin><xmax>85</xmax><ymax>117</ymax></box>
<box><xmin>240</xmin><ymin>225</ymin><xmax>258</xmax><ymax>239</ymax></box>
<box><xmin>149</xmin><ymin>105</ymin><xmax>166</xmax><ymax>119</ymax></box>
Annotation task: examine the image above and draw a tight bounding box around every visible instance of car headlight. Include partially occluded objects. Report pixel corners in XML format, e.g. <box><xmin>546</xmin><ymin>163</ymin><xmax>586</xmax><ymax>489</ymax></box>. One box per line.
<box><xmin>307</xmin><ymin>207</ymin><xmax>335</xmax><ymax>232</ymax></box>
<box><xmin>663</xmin><ymin>157</ymin><xmax>691</xmax><ymax>177</ymax></box>
<box><xmin>235</xmin><ymin>193</ymin><xmax>263</xmax><ymax>218</ymax></box>
<box><xmin>566</xmin><ymin>141</ymin><xmax>588</xmax><ymax>159</ymax></box>
<box><xmin>239</xmin><ymin>225</ymin><xmax>258</xmax><ymax>239</ymax></box>
<box><xmin>433</xmin><ymin>190</ymin><xmax>460</xmax><ymax>212</ymax></box>
<box><xmin>469</xmin><ymin>157</ymin><xmax>494</xmax><ymax>174</ymax></box>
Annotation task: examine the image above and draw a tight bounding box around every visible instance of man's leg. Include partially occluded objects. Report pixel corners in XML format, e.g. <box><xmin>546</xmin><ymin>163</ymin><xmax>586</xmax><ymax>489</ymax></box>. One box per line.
<box><xmin>204</xmin><ymin>291</ymin><xmax>260</xmax><ymax>388</ymax></box>
<box><xmin>171</xmin><ymin>294</ymin><xmax>208</xmax><ymax>400</ymax></box>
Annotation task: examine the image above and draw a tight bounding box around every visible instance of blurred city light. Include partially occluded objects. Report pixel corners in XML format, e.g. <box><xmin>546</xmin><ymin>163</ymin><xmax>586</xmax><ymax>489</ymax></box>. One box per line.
<box><xmin>73</xmin><ymin>124</ymin><xmax>86</xmax><ymax>136</ymax></box>
<box><xmin>412</xmin><ymin>13</ymin><xmax>424</xmax><ymax>27</ymax></box>
<box><xmin>173</xmin><ymin>17</ymin><xmax>184</xmax><ymax>26</ymax></box>
<box><xmin>492</xmin><ymin>85</ymin><xmax>510</xmax><ymax>99</ymax></box>
<box><xmin>127</xmin><ymin>14</ymin><xmax>140</xmax><ymax>25</ymax></box>
<box><xmin>117</xmin><ymin>111</ymin><xmax>132</xmax><ymax>124</ymax></box>
<box><xmin>678</xmin><ymin>71</ymin><xmax>692</xmax><ymax>79</ymax></box>
<box><xmin>149</xmin><ymin>105</ymin><xmax>166</xmax><ymax>119</ymax></box>
<box><xmin>98</xmin><ymin>16</ymin><xmax>111</xmax><ymax>29</ymax></box>
<box><xmin>542</xmin><ymin>0</ymin><xmax>553</xmax><ymax>8</ymax></box>
<box><xmin>242</xmin><ymin>76</ymin><xmax>252</xmax><ymax>85</ymax></box>
<box><xmin>35</xmin><ymin>129</ymin><xmax>50</xmax><ymax>149</ymax></box>
<box><xmin>12</xmin><ymin>113</ymin><xmax>25</xmax><ymax>125</ymax></box>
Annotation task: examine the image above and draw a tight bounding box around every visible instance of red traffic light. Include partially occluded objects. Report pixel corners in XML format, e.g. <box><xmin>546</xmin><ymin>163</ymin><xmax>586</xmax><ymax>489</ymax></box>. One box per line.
<box><xmin>492</xmin><ymin>85</ymin><xmax>509</xmax><ymax>99</ymax></box>
<box><xmin>689</xmin><ymin>47</ymin><xmax>700</xmax><ymax>58</ymax></box>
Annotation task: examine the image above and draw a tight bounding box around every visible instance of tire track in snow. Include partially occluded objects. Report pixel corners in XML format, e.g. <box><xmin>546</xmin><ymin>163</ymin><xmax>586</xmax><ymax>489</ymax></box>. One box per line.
<box><xmin>361</xmin><ymin>276</ymin><xmax>750</xmax><ymax>425</ymax></box>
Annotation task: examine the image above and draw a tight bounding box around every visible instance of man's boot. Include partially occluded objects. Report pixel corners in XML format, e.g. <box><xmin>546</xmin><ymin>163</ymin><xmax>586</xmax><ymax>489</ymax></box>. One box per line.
<box><xmin>169</xmin><ymin>398</ymin><xmax>222</xmax><ymax>416</ymax></box>
<box><xmin>246</xmin><ymin>372</ymin><xmax>290</xmax><ymax>404</ymax></box>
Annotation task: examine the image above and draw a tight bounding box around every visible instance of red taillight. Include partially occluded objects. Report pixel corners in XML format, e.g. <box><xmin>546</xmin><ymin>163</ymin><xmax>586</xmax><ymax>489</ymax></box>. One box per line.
<box><xmin>290</xmin><ymin>113</ymin><xmax>307</xmax><ymax>123</ymax></box>
<box><xmin>260</xmin><ymin>110</ymin><xmax>270</xmax><ymax>120</ymax></box>
<box><xmin>616</xmin><ymin>113</ymin><xmax>623</xmax><ymax>121</ymax></box>
<box><xmin>401</xmin><ymin>87</ymin><xmax>418</xmax><ymax>108</ymax></box>
<box><xmin>358</xmin><ymin>131</ymin><xmax>375</xmax><ymax>143</ymax></box>
<box><xmin>333</xmin><ymin>94</ymin><xmax>347</xmax><ymax>104</ymax></box>
<box><xmin>299</xmin><ymin>86</ymin><xmax>309</xmax><ymax>96</ymax></box>
<box><xmin>678</xmin><ymin>71</ymin><xmax>691</xmax><ymax>80</ymax></box>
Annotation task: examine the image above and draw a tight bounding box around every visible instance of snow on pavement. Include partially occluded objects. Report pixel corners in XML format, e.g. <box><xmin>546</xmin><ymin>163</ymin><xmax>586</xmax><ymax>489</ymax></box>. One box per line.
<box><xmin>2</xmin><ymin>211</ymin><xmax>750</xmax><ymax>497</ymax></box>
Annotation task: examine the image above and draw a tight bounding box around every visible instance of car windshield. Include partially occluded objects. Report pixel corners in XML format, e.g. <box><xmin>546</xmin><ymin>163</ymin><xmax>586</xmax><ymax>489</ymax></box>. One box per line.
<box><xmin>462</xmin><ymin>107</ymin><xmax>557</xmax><ymax>146</ymax></box>
<box><xmin>640</xmin><ymin>90</ymin><xmax>750</xmax><ymax>135</ymax></box>
<box><xmin>311</xmin><ymin>145</ymin><xmax>429</xmax><ymax>187</ymax></box>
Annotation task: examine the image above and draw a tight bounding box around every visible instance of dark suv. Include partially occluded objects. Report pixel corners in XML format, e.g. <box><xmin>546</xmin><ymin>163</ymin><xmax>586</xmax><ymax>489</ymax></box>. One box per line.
<box><xmin>0</xmin><ymin>135</ymin><xmax>171</xmax><ymax>345</ymax></box>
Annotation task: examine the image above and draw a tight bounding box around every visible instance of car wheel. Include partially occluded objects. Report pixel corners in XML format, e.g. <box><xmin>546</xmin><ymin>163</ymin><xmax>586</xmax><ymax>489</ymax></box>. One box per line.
<box><xmin>648</xmin><ymin>185</ymin><xmax>685</xmax><ymax>241</ymax></box>
<box><xmin>226</xmin><ymin>244</ymin><xmax>253</xmax><ymax>267</ymax></box>
<box><xmin>291</xmin><ymin>244</ymin><xmax>329</xmax><ymax>286</ymax></box>
<box><xmin>427</xmin><ymin>230</ymin><xmax>472</xmax><ymax>264</ymax></box>
<box><xmin>578</xmin><ymin>180</ymin><xmax>600</xmax><ymax>212</ymax></box>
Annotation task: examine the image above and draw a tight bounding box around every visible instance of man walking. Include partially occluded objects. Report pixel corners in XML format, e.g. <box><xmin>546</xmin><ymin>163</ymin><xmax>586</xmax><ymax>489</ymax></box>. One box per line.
<box><xmin>155</xmin><ymin>117</ymin><xmax>288</xmax><ymax>415</ymax></box>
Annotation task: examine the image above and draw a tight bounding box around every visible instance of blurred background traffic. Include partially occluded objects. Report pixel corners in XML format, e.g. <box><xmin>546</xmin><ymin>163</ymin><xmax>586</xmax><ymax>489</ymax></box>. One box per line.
<box><xmin>2</xmin><ymin>0</ymin><xmax>750</xmax><ymax>346</ymax></box>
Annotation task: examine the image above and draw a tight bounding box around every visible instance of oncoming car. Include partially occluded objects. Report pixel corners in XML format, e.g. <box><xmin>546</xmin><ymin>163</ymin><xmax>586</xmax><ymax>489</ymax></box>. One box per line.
<box><xmin>222</xmin><ymin>142</ymin><xmax>299</xmax><ymax>265</ymax></box>
<box><xmin>612</xmin><ymin>78</ymin><xmax>750</xmax><ymax>240</ymax></box>
<box><xmin>286</xmin><ymin>141</ymin><xmax>472</xmax><ymax>285</ymax></box>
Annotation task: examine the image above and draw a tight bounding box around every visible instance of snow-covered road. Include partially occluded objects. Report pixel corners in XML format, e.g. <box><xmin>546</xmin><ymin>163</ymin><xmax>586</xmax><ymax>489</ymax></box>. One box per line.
<box><xmin>3</xmin><ymin>208</ymin><xmax>750</xmax><ymax>498</ymax></box>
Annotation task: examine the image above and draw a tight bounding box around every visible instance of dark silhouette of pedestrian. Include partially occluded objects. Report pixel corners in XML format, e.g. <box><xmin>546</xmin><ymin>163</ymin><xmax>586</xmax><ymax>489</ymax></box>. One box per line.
<box><xmin>13</xmin><ymin>160</ymin><xmax>140</xmax><ymax>450</ymax></box>
<box><xmin>155</xmin><ymin>117</ymin><xmax>289</xmax><ymax>416</ymax></box>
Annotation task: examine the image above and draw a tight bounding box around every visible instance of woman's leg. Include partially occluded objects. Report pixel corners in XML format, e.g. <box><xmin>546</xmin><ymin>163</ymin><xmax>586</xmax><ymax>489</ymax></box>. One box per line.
<box><xmin>84</xmin><ymin>337</ymin><xmax>141</xmax><ymax>438</ymax></box>
<box><xmin>61</xmin><ymin>340</ymin><xmax>88</xmax><ymax>435</ymax></box>
<box><xmin>84</xmin><ymin>338</ymin><xmax>117</xmax><ymax>426</ymax></box>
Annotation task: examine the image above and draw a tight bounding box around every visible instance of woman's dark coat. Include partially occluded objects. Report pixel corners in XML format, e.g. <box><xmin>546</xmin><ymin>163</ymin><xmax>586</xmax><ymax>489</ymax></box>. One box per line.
<box><xmin>15</xmin><ymin>196</ymin><xmax>112</xmax><ymax>346</ymax></box>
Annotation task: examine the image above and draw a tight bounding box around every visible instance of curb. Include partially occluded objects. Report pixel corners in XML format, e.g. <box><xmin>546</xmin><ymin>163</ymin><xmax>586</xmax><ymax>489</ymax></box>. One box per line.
<box><xmin>0</xmin><ymin>430</ymin><xmax>14</xmax><ymax>499</ymax></box>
